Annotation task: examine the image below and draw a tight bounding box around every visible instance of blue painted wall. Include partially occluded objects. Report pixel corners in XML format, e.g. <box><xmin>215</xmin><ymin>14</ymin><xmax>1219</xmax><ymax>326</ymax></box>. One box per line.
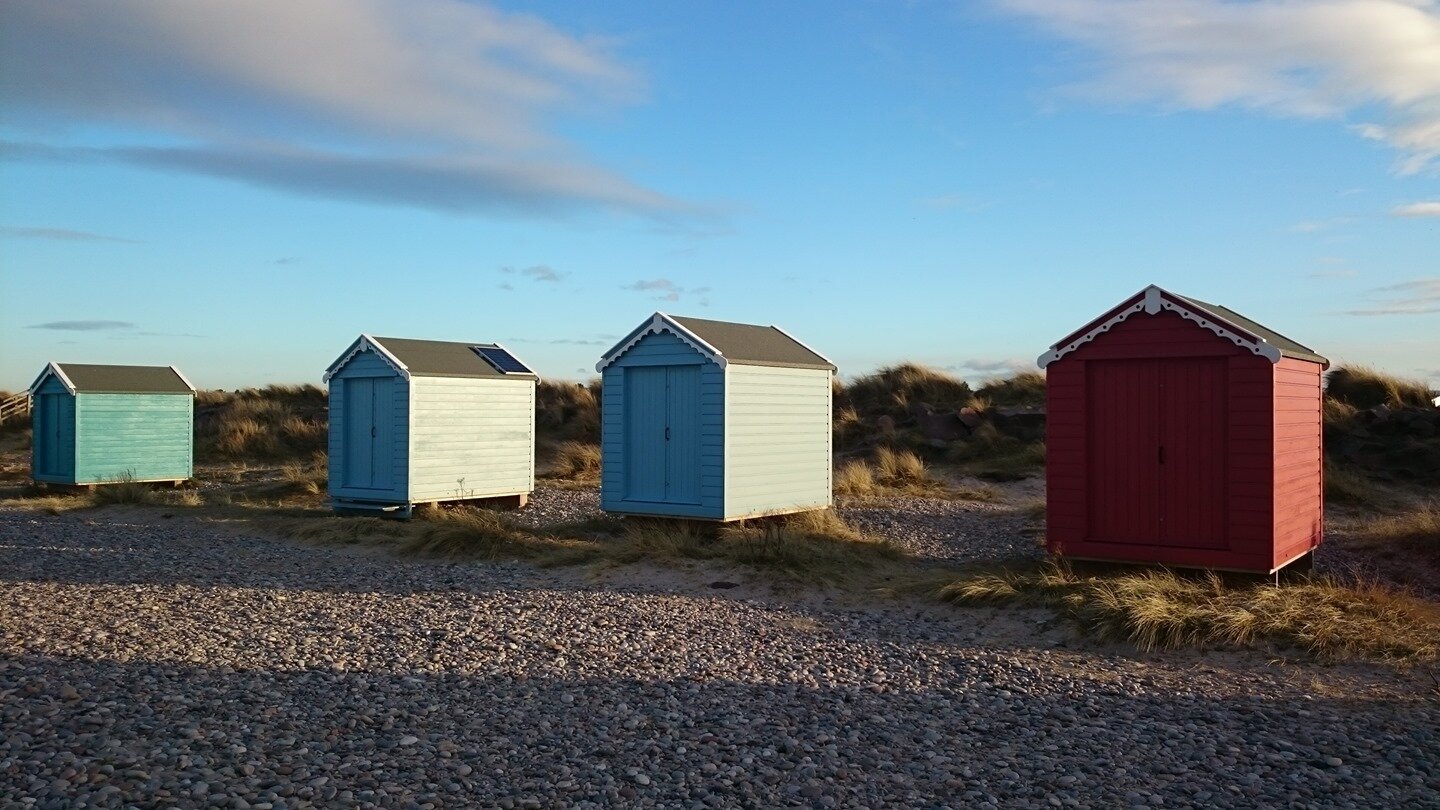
<box><xmin>600</xmin><ymin>330</ymin><xmax>725</xmax><ymax>519</ymax></box>
<box><xmin>328</xmin><ymin>348</ymin><xmax>409</xmax><ymax>504</ymax></box>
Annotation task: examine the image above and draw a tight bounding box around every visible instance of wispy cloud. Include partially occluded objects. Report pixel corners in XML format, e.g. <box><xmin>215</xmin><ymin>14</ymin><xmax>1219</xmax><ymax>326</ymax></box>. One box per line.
<box><xmin>507</xmin><ymin>336</ymin><xmax>610</xmax><ymax>346</ymax></box>
<box><xmin>1</xmin><ymin>225</ymin><xmax>139</xmax><ymax>243</ymax></box>
<box><xmin>998</xmin><ymin>0</ymin><xmax>1440</xmax><ymax>173</ymax></box>
<box><xmin>0</xmin><ymin>0</ymin><xmax>697</xmax><ymax>219</ymax></box>
<box><xmin>1289</xmin><ymin>217</ymin><xmax>1353</xmax><ymax>234</ymax></box>
<box><xmin>1391</xmin><ymin>201</ymin><xmax>1440</xmax><ymax>217</ymax></box>
<box><xmin>27</xmin><ymin>320</ymin><xmax>136</xmax><ymax>331</ymax></box>
<box><xmin>946</xmin><ymin>358</ymin><xmax>1034</xmax><ymax>378</ymax></box>
<box><xmin>272</xmin><ymin>256</ymin><xmax>301</xmax><ymax>265</ymax></box>
<box><xmin>502</xmin><ymin>264</ymin><xmax>566</xmax><ymax>282</ymax></box>
<box><xmin>1308</xmin><ymin>268</ymin><xmax>1358</xmax><ymax>280</ymax></box>
<box><xmin>1341</xmin><ymin>278</ymin><xmax>1440</xmax><ymax>315</ymax></box>
<box><xmin>624</xmin><ymin>278</ymin><xmax>690</xmax><ymax>303</ymax></box>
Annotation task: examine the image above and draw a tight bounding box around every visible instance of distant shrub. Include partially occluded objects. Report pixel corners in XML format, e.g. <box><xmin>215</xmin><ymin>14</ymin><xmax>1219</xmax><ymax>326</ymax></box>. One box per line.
<box><xmin>974</xmin><ymin>371</ymin><xmax>1046</xmax><ymax>408</ymax></box>
<box><xmin>1326</xmin><ymin>366</ymin><xmax>1433</xmax><ymax>410</ymax></box>
<box><xmin>197</xmin><ymin>385</ymin><xmax>327</xmax><ymax>461</ymax></box>
<box><xmin>837</xmin><ymin>363</ymin><xmax>974</xmax><ymax>423</ymax></box>
<box><xmin>537</xmin><ymin>379</ymin><xmax>601</xmax><ymax>443</ymax></box>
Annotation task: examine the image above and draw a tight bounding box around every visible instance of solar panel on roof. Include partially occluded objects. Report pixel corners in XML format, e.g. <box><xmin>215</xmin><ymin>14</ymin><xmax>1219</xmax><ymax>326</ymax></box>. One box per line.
<box><xmin>472</xmin><ymin>345</ymin><xmax>532</xmax><ymax>374</ymax></box>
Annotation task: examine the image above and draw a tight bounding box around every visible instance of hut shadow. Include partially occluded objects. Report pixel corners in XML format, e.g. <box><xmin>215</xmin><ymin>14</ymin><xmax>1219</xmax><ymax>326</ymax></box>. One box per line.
<box><xmin>4</xmin><ymin>650</ymin><xmax>1435</xmax><ymax>807</ymax></box>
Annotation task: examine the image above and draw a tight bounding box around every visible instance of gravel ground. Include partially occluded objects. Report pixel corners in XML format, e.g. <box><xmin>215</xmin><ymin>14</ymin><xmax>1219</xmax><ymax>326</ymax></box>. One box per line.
<box><xmin>837</xmin><ymin>498</ymin><xmax>1042</xmax><ymax>563</ymax></box>
<box><xmin>2</xmin><ymin>506</ymin><xmax>1438</xmax><ymax>809</ymax></box>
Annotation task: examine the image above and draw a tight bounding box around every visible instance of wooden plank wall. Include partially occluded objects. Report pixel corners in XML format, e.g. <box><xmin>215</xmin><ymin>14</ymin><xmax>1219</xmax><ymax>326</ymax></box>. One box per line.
<box><xmin>723</xmin><ymin>364</ymin><xmax>832</xmax><ymax>519</ymax></box>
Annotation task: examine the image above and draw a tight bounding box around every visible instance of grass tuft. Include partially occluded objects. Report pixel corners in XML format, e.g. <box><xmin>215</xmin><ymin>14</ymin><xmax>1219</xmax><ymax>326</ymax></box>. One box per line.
<box><xmin>939</xmin><ymin>560</ymin><xmax>1440</xmax><ymax>661</ymax></box>
<box><xmin>544</xmin><ymin>441</ymin><xmax>602</xmax><ymax>481</ymax></box>
<box><xmin>92</xmin><ymin>475</ymin><xmax>157</xmax><ymax>506</ymax></box>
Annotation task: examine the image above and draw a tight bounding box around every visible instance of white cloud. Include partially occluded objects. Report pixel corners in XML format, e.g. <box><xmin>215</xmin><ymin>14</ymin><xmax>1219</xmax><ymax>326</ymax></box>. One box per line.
<box><xmin>1342</xmin><ymin>277</ymin><xmax>1440</xmax><ymax>314</ymax></box>
<box><xmin>0</xmin><ymin>0</ymin><xmax>692</xmax><ymax>218</ymax></box>
<box><xmin>1392</xmin><ymin>200</ymin><xmax>1440</xmax><ymax>216</ymax></box>
<box><xmin>998</xmin><ymin>0</ymin><xmax>1440</xmax><ymax>173</ymax></box>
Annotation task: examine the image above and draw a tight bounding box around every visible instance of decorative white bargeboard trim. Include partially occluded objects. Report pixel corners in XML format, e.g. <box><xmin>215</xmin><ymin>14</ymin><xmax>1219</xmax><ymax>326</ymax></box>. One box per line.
<box><xmin>1037</xmin><ymin>285</ymin><xmax>1282</xmax><ymax>368</ymax></box>
<box><xmin>323</xmin><ymin>334</ymin><xmax>409</xmax><ymax>382</ymax></box>
<box><xmin>28</xmin><ymin>362</ymin><xmax>77</xmax><ymax>396</ymax></box>
<box><xmin>595</xmin><ymin>312</ymin><xmax>727</xmax><ymax>372</ymax></box>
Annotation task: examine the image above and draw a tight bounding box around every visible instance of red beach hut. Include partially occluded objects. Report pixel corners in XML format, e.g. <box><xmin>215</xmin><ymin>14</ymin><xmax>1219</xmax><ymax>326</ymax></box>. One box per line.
<box><xmin>1038</xmin><ymin>285</ymin><xmax>1329</xmax><ymax>574</ymax></box>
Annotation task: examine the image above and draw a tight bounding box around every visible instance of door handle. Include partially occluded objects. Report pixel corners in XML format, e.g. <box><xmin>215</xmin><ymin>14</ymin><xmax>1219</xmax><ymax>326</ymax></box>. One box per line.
<box><xmin>665</xmin><ymin>426</ymin><xmax>670</xmax><ymax>441</ymax></box>
<box><xmin>1158</xmin><ymin>445</ymin><xmax>1165</xmax><ymax>464</ymax></box>
<box><xmin>371</xmin><ymin>426</ymin><xmax>377</xmax><ymax>438</ymax></box>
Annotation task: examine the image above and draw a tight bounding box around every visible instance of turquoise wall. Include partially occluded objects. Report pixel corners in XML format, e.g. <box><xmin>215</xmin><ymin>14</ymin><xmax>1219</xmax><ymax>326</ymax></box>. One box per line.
<box><xmin>72</xmin><ymin>392</ymin><xmax>192</xmax><ymax>484</ymax></box>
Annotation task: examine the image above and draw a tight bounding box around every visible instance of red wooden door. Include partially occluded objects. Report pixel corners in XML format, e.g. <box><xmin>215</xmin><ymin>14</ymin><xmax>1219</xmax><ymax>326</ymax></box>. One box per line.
<box><xmin>1157</xmin><ymin>358</ymin><xmax>1228</xmax><ymax>549</ymax></box>
<box><xmin>1086</xmin><ymin>360</ymin><xmax>1161</xmax><ymax>544</ymax></box>
<box><xmin>1086</xmin><ymin>358</ymin><xmax>1228</xmax><ymax>549</ymax></box>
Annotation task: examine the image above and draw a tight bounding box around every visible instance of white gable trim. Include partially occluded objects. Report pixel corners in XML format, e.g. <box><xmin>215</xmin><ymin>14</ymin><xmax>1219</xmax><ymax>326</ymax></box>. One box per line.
<box><xmin>1037</xmin><ymin>285</ymin><xmax>1282</xmax><ymax>368</ymax></box>
<box><xmin>323</xmin><ymin>334</ymin><xmax>410</xmax><ymax>383</ymax></box>
<box><xmin>168</xmin><ymin>365</ymin><xmax>199</xmax><ymax>394</ymax></box>
<box><xmin>28</xmin><ymin>362</ymin><xmax>77</xmax><ymax>396</ymax></box>
<box><xmin>770</xmin><ymin>324</ymin><xmax>836</xmax><ymax>369</ymax></box>
<box><xmin>595</xmin><ymin>312</ymin><xmax>727</xmax><ymax>372</ymax></box>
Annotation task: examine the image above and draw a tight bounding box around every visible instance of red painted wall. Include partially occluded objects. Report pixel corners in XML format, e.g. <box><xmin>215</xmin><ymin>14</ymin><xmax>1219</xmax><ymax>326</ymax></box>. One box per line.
<box><xmin>1046</xmin><ymin>307</ymin><xmax>1324</xmax><ymax>573</ymax></box>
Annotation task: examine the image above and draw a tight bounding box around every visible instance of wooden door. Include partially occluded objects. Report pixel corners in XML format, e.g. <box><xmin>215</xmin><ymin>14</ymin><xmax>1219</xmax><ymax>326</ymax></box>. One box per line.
<box><xmin>342</xmin><ymin>377</ymin><xmax>394</xmax><ymax>489</ymax></box>
<box><xmin>623</xmin><ymin>365</ymin><xmax>702</xmax><ymax>505</ymax></box>
<box><xmin>35</xmin><ymin>394</ymin><xmax>62</xmax><ymax>476</ymax></box>
<box><xmin>1157</xmin><ymin>358</ymin><xmax>1228</xmax><ymax>549</ymax></box>
<box><xmin>1086</xmin><ymin>358</ymin><xmax>1228</xmax><ymax>549</ymax></box>
<box><xmin>624</xmin><ymin>367</ymin><xmax>669</xmax><ymax>501</ymax></box>
<box><xmin>663</xmin><ymin>366</ymin><xmax>702</xmax><ymax>504</ymax></box>
<box><xmin>1086</xmin><ymin>360</ymin><xmax>1162</xmax><ymax>544</ymax></box>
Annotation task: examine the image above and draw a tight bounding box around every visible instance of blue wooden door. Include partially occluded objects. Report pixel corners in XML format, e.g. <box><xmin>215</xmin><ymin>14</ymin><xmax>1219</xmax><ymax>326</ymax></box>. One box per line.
<box><xmin>663</xmin><ymin>366</ymin><xmax>702</xmax><ymax>504</ymax></box>
<box><xmin>343</xmin><ymin>378</ymin><xmax>394</xmax><ymax>489</ymax></box>
<box><xmin>624</xmin><ymin>367</ymin><xmax>668</xmax><ymax>501</ymax></box>
<box><xmin>36</xmin><ymin>394</ymin><xmax>61</xmax><ymax>476</ymax></box>
<box><xmin>623</xmin><ymin>365</ymin><xmax>703</xmax><ymax>505</ymax></box>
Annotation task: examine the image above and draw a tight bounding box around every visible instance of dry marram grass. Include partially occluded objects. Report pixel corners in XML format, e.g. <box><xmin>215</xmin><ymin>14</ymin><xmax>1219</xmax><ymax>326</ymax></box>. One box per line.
<box><xmin>287</xmin><ymin>507</ymin><xmax>898</xmax><ymax>584</ymax></box>
<box><xmin>939</xmin><ymin>561</ymin><xmax>1440</xmax><ymax>661</ymax></box>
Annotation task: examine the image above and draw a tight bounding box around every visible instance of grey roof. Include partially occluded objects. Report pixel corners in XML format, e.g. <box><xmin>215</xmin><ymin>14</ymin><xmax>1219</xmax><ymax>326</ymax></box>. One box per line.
<box><xmin>1173</xmin><ymin>294</ymin><xmax>1329</xmax><ymax>365</ymax></box>
<box><xmin>51</xmin><ymin>364</ymin><xmax>194</xmax><ymax>394</ymax></box>
<box><xmin>670</xmin><ymin>316</ymin><xmax>835</xmax><ymax>370</ymax></box>
<box><xmin>371</xmin><ymin>337</ymin><xmax>538</xmax><ymax>379</ymax></box>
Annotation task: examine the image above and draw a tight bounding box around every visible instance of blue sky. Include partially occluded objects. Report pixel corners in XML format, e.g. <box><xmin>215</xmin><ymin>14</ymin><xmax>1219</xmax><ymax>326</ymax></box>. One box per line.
<box><xmin>2</xmin><ymin>0</ymin><xmax>1437</xmax><ymax>390</ymax></box>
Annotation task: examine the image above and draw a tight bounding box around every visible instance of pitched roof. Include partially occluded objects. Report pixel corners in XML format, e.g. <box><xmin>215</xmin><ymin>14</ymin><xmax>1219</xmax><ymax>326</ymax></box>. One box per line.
<box><xmin>1170</xmin><ymin>294</ymin><xmax>1328</xmax><ymax>365</ymax></box>
<box><xmin>31</xmin><ymin>363</ymin><xmax>195</xmax><ymax>395</ymax></box>
<box><xmin>1038</xmin><ymin>285</ymin><xmax>1328</xmax><ymax>368</ymax></box>
<box><xmin>597</xmin><ymin>313</ymin><xmax>835</xmax><ymax>371</ymax></box>
<box><xmin>325</xmin><ymin>335</ymin><xmax>538</xmax><ymax>381</ymax></box>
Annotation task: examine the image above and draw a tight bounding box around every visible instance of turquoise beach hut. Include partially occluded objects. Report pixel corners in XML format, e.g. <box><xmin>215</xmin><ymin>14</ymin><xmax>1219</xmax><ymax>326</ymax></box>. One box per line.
<box><xmin>28</xmin><ymin>363</ymin><xmax>196</xmax><ymax>486</ymax></box>
<box><xmin>596</xmin><ymin>313</ymin><xmax>836</xmax><ymax>520</ymax></box>
<box><xmin>323</xmin><ymin>335</ymin><xmax>538</xmax><ymax>516</ymax></box>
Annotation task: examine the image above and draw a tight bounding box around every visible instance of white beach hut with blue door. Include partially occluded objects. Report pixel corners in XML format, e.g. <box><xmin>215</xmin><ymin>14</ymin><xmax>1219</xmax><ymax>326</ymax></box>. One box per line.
<box><xmin>323</xmin><ymin>335</ymin><xmax>538</xmax><ymax>516</ymax></box>
<box><xmin>597</xmin><ymin>313</ymin><xmax>836</xmax><ymax>521</ymax></box>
